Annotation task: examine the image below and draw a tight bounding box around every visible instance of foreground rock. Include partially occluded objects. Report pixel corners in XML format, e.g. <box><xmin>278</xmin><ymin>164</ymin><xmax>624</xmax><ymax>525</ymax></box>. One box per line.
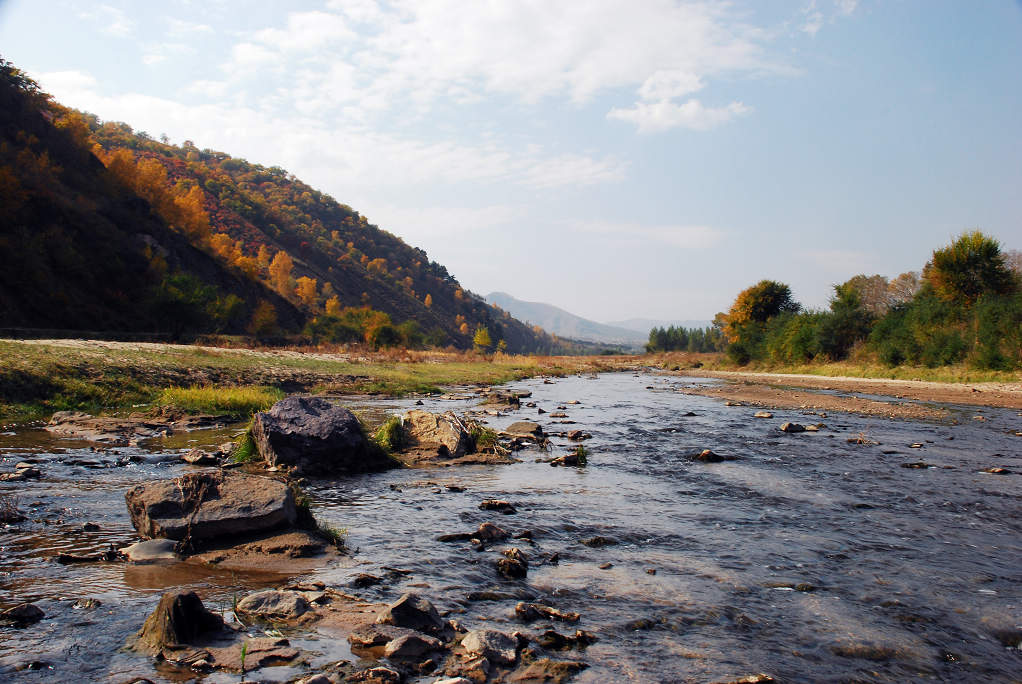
<box><xmin>132</xmin><ymin>591</ymin><xmax>225</xmax><ymax>653</ymax></box>
<box><xmin>125</xmin><ymin>471</ymin><xmax>296</xmax><ymax>541</ymax></box>
<box><xmin>0</xmin><ymin>603</ymin><xmax>44</xmax><ymax>626</ymax></box>
<box><xmin>376</xmin><ymin>592</ymin><xmax>447</xmax><ymax>636</ymax></box>
<box><xmin>461</xmin><ymin>629</ymin><xmax>518</xmax><ymax>665</ymax></box>
<box><xmin>235</xmin><ymin>589</ymin><xmax>310</xmax><ymax>620</ymax></box>
<box><xmin>252</xmin><ymin>396</ymin><xmax>393</xmax><ymax>475</ymax></box>
<box><xmin>402</xmin><ymin>410</ymin><xmax>472</xmax><ymax>459</ymax></box>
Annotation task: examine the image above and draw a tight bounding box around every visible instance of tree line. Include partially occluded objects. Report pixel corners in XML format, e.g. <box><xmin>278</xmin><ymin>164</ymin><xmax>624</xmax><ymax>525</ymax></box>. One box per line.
<box><xmin>704</xmin><ymin>232</ymin><xmax>1021</xmax><ymax>370</ymax></box>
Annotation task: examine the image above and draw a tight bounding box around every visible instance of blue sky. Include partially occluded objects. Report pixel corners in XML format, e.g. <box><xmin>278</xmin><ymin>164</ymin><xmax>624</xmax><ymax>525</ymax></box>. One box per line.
<box><xmin>1</xmin><ymin>1</ymin><xmax>1019</xmax><ymax>321</ymax></box>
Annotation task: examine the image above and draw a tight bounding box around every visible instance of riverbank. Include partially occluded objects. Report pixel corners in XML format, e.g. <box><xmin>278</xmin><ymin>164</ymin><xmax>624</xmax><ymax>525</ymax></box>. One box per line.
<box><xmin>0</xmin><ymin>339</ymin><xmax>642</xmax><ymax>422</ymax></box>
<box><xmin>671</xmin><ymin>368</ymin><xmax>1022</xmax><ymax>419</ymax></box>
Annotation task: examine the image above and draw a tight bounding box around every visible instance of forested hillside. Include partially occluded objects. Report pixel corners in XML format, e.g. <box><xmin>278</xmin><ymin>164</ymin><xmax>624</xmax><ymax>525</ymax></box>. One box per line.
<box><xmin>0</xmin><ymin>58</ymin><xmax>560</xmax><ymax>352</ymax></box>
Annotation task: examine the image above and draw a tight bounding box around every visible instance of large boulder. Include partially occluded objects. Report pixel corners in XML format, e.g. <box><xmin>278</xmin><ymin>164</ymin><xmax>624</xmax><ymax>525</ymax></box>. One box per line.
<box><xmin>124</xmin><ymin>471</ymin><xmax>296</xmax><ymax>541</ymax></box>
<box><xmin>252</xmin><ymin>396</ymin><xmax>391</xmax><ymax>475</ymax></box>
<box><xmin>402</xmin><ymin>410</ymin><xmax>471</xmax><ymax>459</ymax></box>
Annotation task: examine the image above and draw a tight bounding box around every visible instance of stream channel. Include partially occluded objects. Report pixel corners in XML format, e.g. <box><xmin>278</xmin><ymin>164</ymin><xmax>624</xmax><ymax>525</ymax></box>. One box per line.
<box><xmin>1</xmin><ymin>372</ymin><xmax>1020</xmax><ymax>682</ymax></box>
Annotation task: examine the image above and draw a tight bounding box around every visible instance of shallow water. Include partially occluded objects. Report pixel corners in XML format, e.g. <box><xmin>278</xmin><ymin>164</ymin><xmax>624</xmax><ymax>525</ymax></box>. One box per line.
<box><xmin>1</xmin><ymin>373</ymin><xmax>1020</xmax><ymax>682</ymax></box>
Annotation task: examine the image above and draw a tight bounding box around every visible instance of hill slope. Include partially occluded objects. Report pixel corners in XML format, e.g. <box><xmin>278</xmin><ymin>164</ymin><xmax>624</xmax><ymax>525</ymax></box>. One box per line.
<box><xmin>486</xmin><ymin>292</ymin><xmax>647</xmax><ymax>347</ymax></box>
<box><xmin>0</xmin><ymin>59</ymin><xmax>558</xmax><ymax>352</ymax></box>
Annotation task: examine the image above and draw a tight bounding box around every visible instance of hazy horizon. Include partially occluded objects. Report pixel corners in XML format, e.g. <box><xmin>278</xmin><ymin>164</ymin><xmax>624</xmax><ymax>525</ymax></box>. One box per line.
<box><xmin>1</xmin><ymin>0</ymin><xmax>1019</xmax><ymax>321</ymax></box>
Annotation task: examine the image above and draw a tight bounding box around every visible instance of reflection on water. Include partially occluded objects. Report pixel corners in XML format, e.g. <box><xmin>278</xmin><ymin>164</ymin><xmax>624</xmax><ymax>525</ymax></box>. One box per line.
<box><xmin>1</xmin><ymin>373</ymin><xmax>1020</xmax><ymax>682</ymax></box>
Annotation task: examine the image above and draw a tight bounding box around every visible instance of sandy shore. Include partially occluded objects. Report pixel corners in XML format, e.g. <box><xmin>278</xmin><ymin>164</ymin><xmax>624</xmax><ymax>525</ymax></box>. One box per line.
<box><xmin>672</xmin><ymin>369</ymin><xmax>1022</xmax><ymax>420</ymax></box>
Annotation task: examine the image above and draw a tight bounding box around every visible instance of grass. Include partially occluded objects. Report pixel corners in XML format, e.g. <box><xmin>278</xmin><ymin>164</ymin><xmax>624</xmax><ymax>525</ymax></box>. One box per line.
<box><xmin>574</xmin><ymin>444</ymin><xmax>589</xmax><ymax>466</ymax></box>
<box><xmin>230</xmin><ymin>428</ymin><xmax>258</xmax><ymax>464</ymax></box>
<box><xmin>649</xmin><ymin>352</ymin><xmax>1021</xmax><ymax>384</ymax></box>
<box><xmin>0</xmin><ymin>339</ymin><xmax>633</xmax><ymax>422</ymax></box>
<box><xmin>373</xmin><ymin>415</ymin><xmax>406</xmax><ymax>453</ymax></box>
<box><xmin>470</xmin><ymin>423</ymin><xmax>500</xmax><ymax>452</ymax></box>
<box><xmin>157</xmin><ymin>385</ymin><xmax>283</xmax><ymax>416</ymax></box>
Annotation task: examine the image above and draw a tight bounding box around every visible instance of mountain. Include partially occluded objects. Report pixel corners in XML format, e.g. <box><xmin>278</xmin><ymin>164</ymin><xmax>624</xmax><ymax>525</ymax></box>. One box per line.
<box><xmin>486</xmin><ymin>292</ymin><xmax>647</xmax><ymax>347</ymax></box>
<box><xmin>0</xmin><ymin>59</ymin><xmax>558</xmax><ymax>352</ymax></box>
<box><xmin>605</xmin><ymin>318</ymin><xmax>713</xmax><ymax>334</ymax></box>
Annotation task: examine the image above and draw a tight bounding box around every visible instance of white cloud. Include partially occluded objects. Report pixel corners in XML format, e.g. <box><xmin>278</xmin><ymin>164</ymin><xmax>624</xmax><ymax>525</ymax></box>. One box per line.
<box><xmin>80</xmin><ymin>4</ymin><xmax>135</xmax><ymax>37</ymax></box>
<box><xmin>638</xmin><ymin>70</ymin><xmax>705</xmax><ymax>102</ymax></box>
<box><xmin>835</xmin><ymin>0</ymin><xmax>859</xmax><ymax>17</ymax></box>
<box><xmin>166</xmin><ymin>17</ymin><xmax>214</xmax><ymax>37</ymax></box>
<box><xmin>607</xmin><ymin>99</ymin><xmax>750</xmax><ymax>133</ymax></box>
<box><xmin>142</xmin><ymin>54</ymin><xmax>167</xmax><ymax>66</ymax></box>
<box><xmin>801</xmin><ymin>1</ymin><xmax>825</xmax><ymax>37</ymax></box>
<box><xmin>571</xmin><ymin>220</ymin><xmax>725</xmax><ymax>249</ymax></box>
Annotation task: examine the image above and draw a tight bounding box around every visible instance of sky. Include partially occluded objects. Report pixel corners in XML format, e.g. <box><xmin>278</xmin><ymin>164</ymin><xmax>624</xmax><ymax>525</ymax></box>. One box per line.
<box><xmin>1</xmin><ymin>1</ymin><xmax>1020</xmax><ymax>322</ymax></box>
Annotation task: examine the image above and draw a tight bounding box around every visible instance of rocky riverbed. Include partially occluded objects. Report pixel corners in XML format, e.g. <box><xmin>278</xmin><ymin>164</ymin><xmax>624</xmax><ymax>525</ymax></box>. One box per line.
<box><xmin>1</xmin><ymin>372</ymin><xmax>1020</xmax><ymax>682</ymax></box>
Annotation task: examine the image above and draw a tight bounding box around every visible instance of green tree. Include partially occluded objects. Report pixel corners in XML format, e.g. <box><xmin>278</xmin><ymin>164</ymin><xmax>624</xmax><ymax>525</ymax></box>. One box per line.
<box><xmin>924</xmin><ymin>231</ymin><xmax>1017</xmax><ymax>306</ymax></box>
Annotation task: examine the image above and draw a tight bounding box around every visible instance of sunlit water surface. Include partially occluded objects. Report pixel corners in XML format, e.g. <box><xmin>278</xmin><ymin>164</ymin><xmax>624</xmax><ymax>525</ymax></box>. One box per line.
<box><xmin>1</xmin><ymin>373</ymin><xmax>1019</xmax><ymax>682</ymax></box>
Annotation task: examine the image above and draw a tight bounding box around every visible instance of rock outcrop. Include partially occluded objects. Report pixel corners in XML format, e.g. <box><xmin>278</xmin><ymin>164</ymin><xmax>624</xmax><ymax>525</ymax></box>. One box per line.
<box><xmin>402</xmin><ymin>410</ymin><xmax>472</xmax><ymax>459</ymax></box>
<box><xmin>124</xmin><ymin>471</ymin><xmax>296</xmax><ymax>541</ymax></box>
<box><xmin>252</xmin><ymin>396</ymin><xmax>392</xmax><ymax>475</ymax></box>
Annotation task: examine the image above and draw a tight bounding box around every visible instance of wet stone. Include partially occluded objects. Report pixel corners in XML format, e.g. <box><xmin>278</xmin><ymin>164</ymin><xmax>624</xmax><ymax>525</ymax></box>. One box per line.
<box><xmin>383</xmin><ymin>632</ymin><xmax>442</xmax><ymax>659</ymax></box>
<box><xmin>779</xmin><ymin>422</ymin><xmax>806</xmax><ymax>433</ymax></box>
<box><xmin>1</xmin><ymin>602</ymin><xmax>44</xmax><ymax>626</ymax></box>
<box><xmin>480</xmin><ymin>499</ymin><xmax>517</xmax><ymax>514</ymax></box>
<box><xmin>581</xmin><ymin>536</ymin><xmax>618</xmax><ymax>548</ymax></box>
<box><xmin>235</xmin><ymin>589</ymin><xmax>310</xmax><ymax>620</ymax></box>
<box><xmin>376</xmin><ymin>592</ymin><xmax>446</xmax><ymax>636</ymax></box>
<box><xmin>461</xmin><ymin>629</ymin><xmax>518</xmax><ymax>665</ymax></box>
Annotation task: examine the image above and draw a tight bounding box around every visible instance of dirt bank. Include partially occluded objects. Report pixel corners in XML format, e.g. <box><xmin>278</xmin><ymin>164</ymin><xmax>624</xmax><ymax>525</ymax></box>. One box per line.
<box><xmin>672</xmin><ymin>369</ymin><xmax>1022</xmax><ymax>419</ymax></box>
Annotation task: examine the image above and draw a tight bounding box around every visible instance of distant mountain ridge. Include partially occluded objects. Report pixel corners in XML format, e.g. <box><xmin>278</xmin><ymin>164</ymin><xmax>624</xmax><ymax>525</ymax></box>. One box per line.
<box><xmin>486</xmin><ymin>292</ymin><xmax>649</xmax><ymax>347</ymax></box>
<box><xmin>605</xmin><ymin>317</ymin><xmax>713</xmax><ymax>333</ymax></box>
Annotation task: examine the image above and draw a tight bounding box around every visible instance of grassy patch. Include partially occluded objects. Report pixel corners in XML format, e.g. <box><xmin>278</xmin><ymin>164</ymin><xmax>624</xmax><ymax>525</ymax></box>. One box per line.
<box><xmin>230</xmin><ymin>427</ymin><xmax>258</xmax><ymax>464</ymax></box>
<box><xmin>157</xmin><ymin>385</ymin><xmax>283</xmax><ymax>416</ymax></box>
<box><xmin>470</xmin><ymin>423</ymin><xmax>500</xmax><ymax>452</ymax></box>
<box><xmin>373</xmin><ymin>415</ymin><xmax>406</xmax><ymax>452</ymax></box>
<box><xmin>574</xmin><ymin>444</ymin><xmax>589</xmax><ymax>466</ymax></box>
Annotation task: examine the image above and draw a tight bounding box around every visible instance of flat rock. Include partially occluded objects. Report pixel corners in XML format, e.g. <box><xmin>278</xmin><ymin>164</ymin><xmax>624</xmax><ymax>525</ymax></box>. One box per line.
<box><xmin>461</xmin><ymin>629</ymin><xmax>517</xmax><ymax>665</ymax></box>
<box><xmin>505</xmin><ymin>422</ymin><xmax>544</xmax><ymax>439</ymax></box>
<box><xmin>121</xmin><ymin>538</ymin><xmax>179</xmax><ymax>563</ymax></box>
<box><xmin>252</xmin><ymin>396</ymin><xmax>391</xmax><ymax>475</ymax></box>
<box><xmin>124</xmin><ymin>471</ymin><xmax>296</xmax><ymax>542</ymax></box>
<box><xmin>235</xmin><ymin>589</ymin><xmax>310</xmax><ymax>620</ymax></box>
<box><xmin>348</xmin><ymin>623</ymin><xmax>426</xmax><ymax>647</ymax></box>
<box><xmin>509</xmin><ymin>658</ymin><xmax>588</xmax><ymax>683</ymax></box>
<box><xmin>383</xmin><ymin>632</ymin><xmax>443</xmax><ymax>659</ymax></box>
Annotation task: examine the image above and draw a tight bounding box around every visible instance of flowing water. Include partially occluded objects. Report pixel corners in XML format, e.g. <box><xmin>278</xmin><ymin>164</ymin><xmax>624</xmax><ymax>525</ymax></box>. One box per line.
<box><xmin>1</xmin><ymin>373</ymin><xmax>1020</xmax><ymax>682</ymax></box>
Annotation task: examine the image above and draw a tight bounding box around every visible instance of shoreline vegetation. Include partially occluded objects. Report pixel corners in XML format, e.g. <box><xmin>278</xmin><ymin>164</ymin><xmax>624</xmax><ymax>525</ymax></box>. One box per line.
<box><xmin>1</xmin><ymin>339</ymin><xmax>1019</xmax><ymax>425</ymax></box>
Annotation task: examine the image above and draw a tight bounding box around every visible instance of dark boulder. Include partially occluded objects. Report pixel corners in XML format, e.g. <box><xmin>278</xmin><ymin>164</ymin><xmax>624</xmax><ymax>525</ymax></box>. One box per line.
<box><xmin>124</xmin><ymin>471</ymin><xmax>296</xmax><ymax>541</ymax></box>
<box><xmin>252</xmin><ymin>396</ymin><xmax>391</xmax><ymax>475</ymax></box>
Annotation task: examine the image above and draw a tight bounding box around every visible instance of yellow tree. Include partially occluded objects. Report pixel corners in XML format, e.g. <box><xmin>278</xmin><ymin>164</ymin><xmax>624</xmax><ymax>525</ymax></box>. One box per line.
<box><xmin>424</xmin><ymin>294</ymin><xmax>433</xmax><ymax>308</ymax></box>
<box><xmin>325</xmin><ymin>296</ymin><xmax>343</xmax><ymax>316</ymax></box>
<box><xmin>473</xmin><ymin>326</ymin><xmax>492</xmax><ymax>351</ymax></box>
<box><xmin>296</xmin><ymin>276</ymin><xmax>319</xmax><ymax>309</ymax></box>
<box><xmin>268</xmin><ymin>251</ymin><xmax>294</xmax><ymax>294</ymax></box>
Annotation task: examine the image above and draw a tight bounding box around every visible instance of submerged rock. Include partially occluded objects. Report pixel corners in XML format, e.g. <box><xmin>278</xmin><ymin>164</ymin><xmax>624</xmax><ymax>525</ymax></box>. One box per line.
<box><xmin>498</xmin><ymin>548</ymin><xmax>529</xmax><ymax>579</ymax></box>
<box><xmin>515</xmin><ymin>602</ymin><xmax>580</xmax><ymax>623</ymax></box>
<box><xmin>509</xmin><ymin>657</ymin><xmax>587</xmax><ymax>683</ymax></box>
<box><xmin>132</xmin><ymin>591</ymin><xmax>225</xmax><ymax>653</ymax></box>
<box><xmin>779</xmin><ymin>422</ymin><xmax>806</xmax><ymax>433</ymax></box>
<box><xmin>252</xmin><ymin>396</ymin><xmax>391</xmax><ymax>475</ymax></box>
<box><xmin>480</xmin><ymin>499</ymin><xmax>517</xmax><ymax>514</ymax></box>
<box><xmin>0</xmin><ymin>603</ymin><xmax>44</xmax><ymax>626</ymax></box>
<box><xmin>124</xmin><ymin>471</ymin><xmax>296</xmax><ymax>541</ymax></box>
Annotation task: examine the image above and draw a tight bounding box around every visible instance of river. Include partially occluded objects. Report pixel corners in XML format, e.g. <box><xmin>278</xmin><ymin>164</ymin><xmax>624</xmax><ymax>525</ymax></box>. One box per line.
<box><xmin>1</xmin><ymin>372</ymin><xmax>1019</xmax><ymax>682</ymax></box>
